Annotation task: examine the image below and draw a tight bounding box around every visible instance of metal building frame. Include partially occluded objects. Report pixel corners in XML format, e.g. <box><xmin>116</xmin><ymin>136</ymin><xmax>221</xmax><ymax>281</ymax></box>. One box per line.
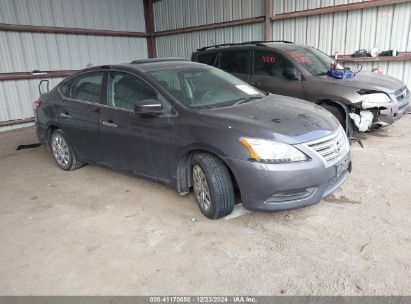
<box><xmin>1</xmin><ymin>0</ymin><xmax>411</xmax><ymax>127</ymax></box>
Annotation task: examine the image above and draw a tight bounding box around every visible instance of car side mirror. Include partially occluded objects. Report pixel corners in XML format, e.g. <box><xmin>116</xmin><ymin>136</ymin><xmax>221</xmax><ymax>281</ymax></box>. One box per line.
<box><xmin>134</xmin><ymin>99</ymin><xmax>163</xmax><ymax>115</ymax></box>
<box><xmin>283</xmin><ymin>67</ymin><xmax>299</xmax><ymax>80</ymax></box>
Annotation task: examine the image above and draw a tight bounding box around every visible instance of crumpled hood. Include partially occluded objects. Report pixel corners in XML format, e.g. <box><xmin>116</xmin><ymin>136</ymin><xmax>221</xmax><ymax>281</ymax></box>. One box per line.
<box><xmin>318</xmin><ymin>72</ymin><xmax>405</xmax><ymax>94</ymax></box>
<box><xmin>195</xmin><ymin>94</ymin><xmax>340</xmax><ymax>145</ymax></box>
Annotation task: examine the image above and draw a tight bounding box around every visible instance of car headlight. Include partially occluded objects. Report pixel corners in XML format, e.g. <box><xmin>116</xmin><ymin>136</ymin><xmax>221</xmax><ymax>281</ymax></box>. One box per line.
<box><xmin>239</xmin><ymin>137</ymin><xmax>308</xmax><ymax>163</ymax></box>
<box><xmin>361</xmin><ymin>93</ymin><xmax>391</xmax><ymax>103</ymax></box>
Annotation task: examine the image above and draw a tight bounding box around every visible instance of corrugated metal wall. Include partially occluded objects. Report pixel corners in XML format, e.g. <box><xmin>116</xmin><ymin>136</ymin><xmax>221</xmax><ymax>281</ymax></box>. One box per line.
<box><xmin>0</xmin><ymin>0</ymin><xmax>147</xmax><ymax>128</ymax></box>
<box><xmin>2</xmin><ymin>0</ymin><xmax>410</xmax><ymax>130</ymax></box>
<box><xmin>154</xmin><ymin>0</ymin><xmax>265</xmax><ymax>59</ymax></box>
<box><xmin>0</xmin><ymin>0</ymin><xmax>146</xmax><ymax>31</ymax></box>
<box><xmin>0</xmin><ymin>77</ymin><xmax>64</xmax><ymax>129</ymax></box>
<box><xmin>154</xmin><ymin>0</ymin><xmax>265</xmax><ymax>30</ymax></box>
<box><xmin>271</xmin><ymin>0</ymin><xmax>411</xmax><ymax>88</ymax></box>
<box><xmin>0</xmin><ymin>34</ymin><xmax>147</xmax><ymax>73</ymax></box>
<box><xmin>156</xmin><ymin>23</ymin><xmax>265</xmax><ymax>58</ymax></box>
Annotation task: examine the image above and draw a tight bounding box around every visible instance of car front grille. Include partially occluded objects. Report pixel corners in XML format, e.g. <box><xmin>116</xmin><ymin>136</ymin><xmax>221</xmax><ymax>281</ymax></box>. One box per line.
<box><xmin>399</xmin><ymin>102</ymin><xmax>409</xmax><ymax>112</ymax></box>
<box><xmin>305</xmin><ymin>128</ymin><xmax>349</xmax><ymax>166</ymax></box>
<box><xmin>395</xmin><ymin>87</ymin><xmax>409</xmax><ymax>101</ymax></box>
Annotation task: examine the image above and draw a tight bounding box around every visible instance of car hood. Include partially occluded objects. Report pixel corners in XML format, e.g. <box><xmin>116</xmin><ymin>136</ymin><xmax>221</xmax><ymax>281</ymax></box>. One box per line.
<box><xmin>195</xmin><ymin>94</ymin><xmax>340</xmax><ymax>145</ymax></box>
<box><xmin>318</xmin><ymin>72</ymin><xmax>405</xmax><ymax>94</ymax></box>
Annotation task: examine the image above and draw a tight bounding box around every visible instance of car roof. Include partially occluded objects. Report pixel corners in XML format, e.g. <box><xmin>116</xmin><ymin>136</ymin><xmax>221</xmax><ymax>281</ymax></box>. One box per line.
<box><xmin>76</xmin><ymin>58</ymin><xmax>203</xmax><ymax>75</ymax></box>
<box><xmin>195</xmin><ymin>42</ymin><xmax>313</xmax><ymax>53</ymax></box>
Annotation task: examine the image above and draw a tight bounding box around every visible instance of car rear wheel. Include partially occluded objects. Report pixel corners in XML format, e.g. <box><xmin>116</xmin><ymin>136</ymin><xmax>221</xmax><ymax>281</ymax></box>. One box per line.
<box><xmin>191</xmin><ymin>153</ymin><xmax>234</xmax><ymax>219</ymax></box>
<box><xmin>50</xmin><ymin>129</ymin><xmax>83</xmax><ymax>171</ymax></box>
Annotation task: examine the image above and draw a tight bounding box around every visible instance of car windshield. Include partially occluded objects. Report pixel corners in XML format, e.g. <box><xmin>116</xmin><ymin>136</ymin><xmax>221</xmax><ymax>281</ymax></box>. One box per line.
<box><xmin>284</xmin><ymin>47</ymin><xmax>334</xmax><ymax>76</ymax></box>
<box><xmin>147</xmin><ymin>65</ymin><xmax>265</xmax><ymax>108</ymax></box>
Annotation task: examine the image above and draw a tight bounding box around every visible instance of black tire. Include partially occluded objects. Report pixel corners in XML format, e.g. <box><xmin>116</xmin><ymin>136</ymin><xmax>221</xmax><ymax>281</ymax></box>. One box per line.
<box><xmin>50</xmin><ymin>129</ymin><xmax>83</xmax><ymax>171</ymax></box>
<box><xmin>191</xmin><ymin>153</ymin><xmax>235</xmax><ymax>219</ymax></box>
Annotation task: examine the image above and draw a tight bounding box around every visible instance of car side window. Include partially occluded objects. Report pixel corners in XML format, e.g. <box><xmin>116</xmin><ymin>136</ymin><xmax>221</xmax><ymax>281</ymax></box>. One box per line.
<box><xmin>219</xmin><ymin>51</ymin><xmax>250</xmax><ymax>75</ymax></box>
<box><xmin>60</xmin><ymin>81</ymin><xmax>71</xmax><ymax>97</ymax></box>
<box><xmin>63</xmin><ymin>73</ymin><xmax>104</xmax><ymax>103</ymax></box>
<box><xmin>108</xmin><ymin>72</ymin><xmax>158</xmax><ymax>110</ymax></box>
<box><xmin>254</xmin><ymin>51</ymin><xmax>296</xmax><ymax>80</ymax></box>
<box><xmin>197</xmin><ymin>53</ymin><xmax>219</xmax><ymax>66</ymax></box>
<box><xmin>150</xmin><ymin>70</ymin><xmax>181</xmax><ymax>91</ymax></box>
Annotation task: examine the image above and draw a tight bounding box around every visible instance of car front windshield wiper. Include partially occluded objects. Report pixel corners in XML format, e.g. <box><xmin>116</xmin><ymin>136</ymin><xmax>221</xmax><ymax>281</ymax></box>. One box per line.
<box><xmin>194</xmin><ymin>105</ymin><xmax>220</xmax><ymax>109</ymax></box>
<box><xmin>231</xmin><ymin>95</ymin><xmax>264</xmax><ymax>105</ymax></box>
<box><xmin>193</xmin><ymin>95</ymin><xmax>264</xmax><ymax>109</ymax></box>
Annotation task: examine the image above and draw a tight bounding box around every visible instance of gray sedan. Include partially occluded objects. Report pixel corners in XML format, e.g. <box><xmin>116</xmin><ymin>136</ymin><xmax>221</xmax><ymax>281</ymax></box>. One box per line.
<box><xmin>35</xmin><ymin>59</ymin><xmax>351</xmax><ymax>219</ymax></box>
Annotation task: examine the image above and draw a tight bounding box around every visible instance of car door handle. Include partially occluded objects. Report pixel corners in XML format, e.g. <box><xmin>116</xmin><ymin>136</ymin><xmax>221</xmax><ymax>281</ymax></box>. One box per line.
<box><xmin>102</xmin><ymin>120</ymin><xmax>118</xmax><ymax>128</ymax></box>
<box><xmin>60</xmin><ymin>112</ymin><xmax>72</xmax><ymax>118</ymax></box>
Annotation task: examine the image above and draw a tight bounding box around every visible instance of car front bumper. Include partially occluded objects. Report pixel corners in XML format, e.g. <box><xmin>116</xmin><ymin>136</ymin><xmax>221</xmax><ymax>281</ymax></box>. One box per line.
<box><xmin>366</xmin><ymin>95</ymin><xmax>411</xmax><ymax>127</ymax></box>
<box><xmin>377</xmin><ymin>97</ymin><xmax>410</xmax><ymax>126</ymax></box>
<box><xmin>223</xmin><ymin>148</ymin><xmax>351</xmax><ymax>212</ymax></box>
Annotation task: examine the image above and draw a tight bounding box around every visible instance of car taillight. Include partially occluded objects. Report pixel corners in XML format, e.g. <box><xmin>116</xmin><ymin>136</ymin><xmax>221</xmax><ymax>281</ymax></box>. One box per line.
<box><xmin>33</xmin><ymin>99</ymin><xmax>42</xmax><ymax>112</ymax></box>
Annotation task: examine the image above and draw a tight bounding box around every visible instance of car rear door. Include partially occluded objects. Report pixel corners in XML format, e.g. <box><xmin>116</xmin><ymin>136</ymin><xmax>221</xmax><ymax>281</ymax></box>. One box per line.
<box><xmin>250</xmin><ymin>50</ymin><xmax>304</xmax><ymax>98</ymax></box>
<box><xmin>57</xmin><ymin>72</ymin><xmax>105</xmax><ymax>163</ymax></box>
<box><xmin>218</xmin><ymin>50</ymin><xmax>251</xmax><ymax>83</ymax></box>
<box><xmin>99</xmin><ymin>71</ymin><xmax>172</xmax><ymax>181</ymax></box>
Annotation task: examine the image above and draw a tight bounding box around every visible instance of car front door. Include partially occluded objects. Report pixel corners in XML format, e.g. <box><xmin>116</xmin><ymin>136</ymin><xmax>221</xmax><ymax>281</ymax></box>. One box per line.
<box><xmin>250</xmin><ymin>50</ymin><xmax>304</xmax><ymax>99</ymax></box>
<box><xmin>99</xmin><ymin>71</ymin><xmax>172</xmax><ymax>181</ymax></box>
<box><xmin>57</xmin><ymin>72</ymin><xmax>105</xmax><ymax>163</ymax></box>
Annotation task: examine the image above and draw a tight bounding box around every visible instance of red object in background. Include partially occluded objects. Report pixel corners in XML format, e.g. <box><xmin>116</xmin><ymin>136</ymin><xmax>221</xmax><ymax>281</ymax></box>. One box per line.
<box><xmin>261</xmin><ymin>55</ymin><xmax>276</xmax><ymax>63</ymax></box>
<box><xmin>33</xmin><ymin>99</ymin><xmax>42</xmax><ymax>112</ymax></box>
<box><xmin>333</xmin><ymin>52</ymin><xmax>339</xmax><ymax>69</ymax></box>
<box><xmin>284</xmin><ymin>50</ymin><xmax>311</xmax><ymax>64</ymax></box>
<box><xmin>372</xmin><ymin>67</ymin><xmax>384</xmax><ymax>74</ymax></box>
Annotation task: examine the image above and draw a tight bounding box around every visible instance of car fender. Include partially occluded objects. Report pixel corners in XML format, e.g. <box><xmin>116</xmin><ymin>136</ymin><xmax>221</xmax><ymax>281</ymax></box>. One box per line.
<box><xmin>313</xmin><ymin>98</ymin><xmax>354</xmax><ymax>137</ymax></box>
<box><xmin>174</xmin><ymin>142</ymin><xmax>237</xmax><ymax>194</ymax></box>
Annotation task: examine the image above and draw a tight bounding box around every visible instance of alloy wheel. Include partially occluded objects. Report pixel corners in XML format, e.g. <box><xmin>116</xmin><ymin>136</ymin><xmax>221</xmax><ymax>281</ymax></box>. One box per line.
<box><xmin>193</xmin><ymin>165</ymin><xmax>211</xmax><ymax>212</ymax></box>
<box><xmin>51</xmin><ymin>134</ymin><xmax>70</xmax><ymax>167</ymax></box>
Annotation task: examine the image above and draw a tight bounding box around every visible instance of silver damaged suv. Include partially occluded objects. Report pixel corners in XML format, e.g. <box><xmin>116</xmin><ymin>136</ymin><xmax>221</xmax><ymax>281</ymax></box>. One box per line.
<box><xmin>192</xmin><ymin>41</ymin><xmax>410</xmax><ymax>136</ymax></box>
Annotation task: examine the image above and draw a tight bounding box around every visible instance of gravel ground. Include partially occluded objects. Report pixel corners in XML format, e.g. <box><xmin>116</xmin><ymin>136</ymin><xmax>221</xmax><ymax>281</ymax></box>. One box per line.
<box><xmin>0</xmin><ymin>116</ymin><xmax>410</xmax><ymax>295</ymax></box>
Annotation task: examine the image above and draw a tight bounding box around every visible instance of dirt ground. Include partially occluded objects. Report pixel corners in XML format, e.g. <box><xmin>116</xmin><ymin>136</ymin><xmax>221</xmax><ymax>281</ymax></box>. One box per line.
<box><xmin>0</xmin><ymin>117</ymin><xmax>411</xmax><ymax>296</ymax></box>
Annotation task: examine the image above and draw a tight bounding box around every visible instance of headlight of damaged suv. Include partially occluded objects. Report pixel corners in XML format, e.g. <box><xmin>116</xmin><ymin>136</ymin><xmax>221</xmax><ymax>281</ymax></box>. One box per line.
<box><xmin>361</xmin><ymin>93</ymin><xmax>391</xmax><ymax>104</ymax></box>
<box><xmin>240</xmin><ymin>138</ymin><xmax>308</xmax><ymax>163</ymax></box>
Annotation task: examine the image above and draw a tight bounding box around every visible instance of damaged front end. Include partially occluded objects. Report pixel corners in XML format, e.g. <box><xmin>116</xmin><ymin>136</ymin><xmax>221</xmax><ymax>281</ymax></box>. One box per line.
<box><xmin>349</xmin><ymin>109</ymin><xmax>378</xmax><ymax>132</ymax></box>
<box><xmin>348</xmin><ymin>88</ymin><xmax>410</xmax><ymax>132</ymax></box>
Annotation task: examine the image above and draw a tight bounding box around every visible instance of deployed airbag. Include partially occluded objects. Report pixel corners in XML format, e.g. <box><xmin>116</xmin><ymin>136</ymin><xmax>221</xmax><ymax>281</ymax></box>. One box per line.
<box><xmin>349</xmin><ymin>110</ymin><xmax>374</xmax><ymax>132</ymax></box>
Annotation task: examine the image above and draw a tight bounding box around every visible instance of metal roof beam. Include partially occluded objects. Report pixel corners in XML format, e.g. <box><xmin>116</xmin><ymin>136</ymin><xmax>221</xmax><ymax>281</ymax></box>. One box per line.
<box><xmin>0</xmin><ymin>23</ymin><xmax>148</xmax><ymax>37</ymax></box>
<box><xmin>270</xmin><ymin>0</ymin><xmax>411</xmax><ymax>21</ymax></box>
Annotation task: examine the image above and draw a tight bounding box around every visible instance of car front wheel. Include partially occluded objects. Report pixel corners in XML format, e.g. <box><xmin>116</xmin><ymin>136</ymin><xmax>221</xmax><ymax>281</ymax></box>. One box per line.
<box><xmin>320</xmin><ymin>103</ymin><xmax>354</xmax><ymax>137</ymax></box>
<box><xmin>191</xmin><ymin>153</ymin><xmax>235</xmax><ymax>219</ymax></box>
